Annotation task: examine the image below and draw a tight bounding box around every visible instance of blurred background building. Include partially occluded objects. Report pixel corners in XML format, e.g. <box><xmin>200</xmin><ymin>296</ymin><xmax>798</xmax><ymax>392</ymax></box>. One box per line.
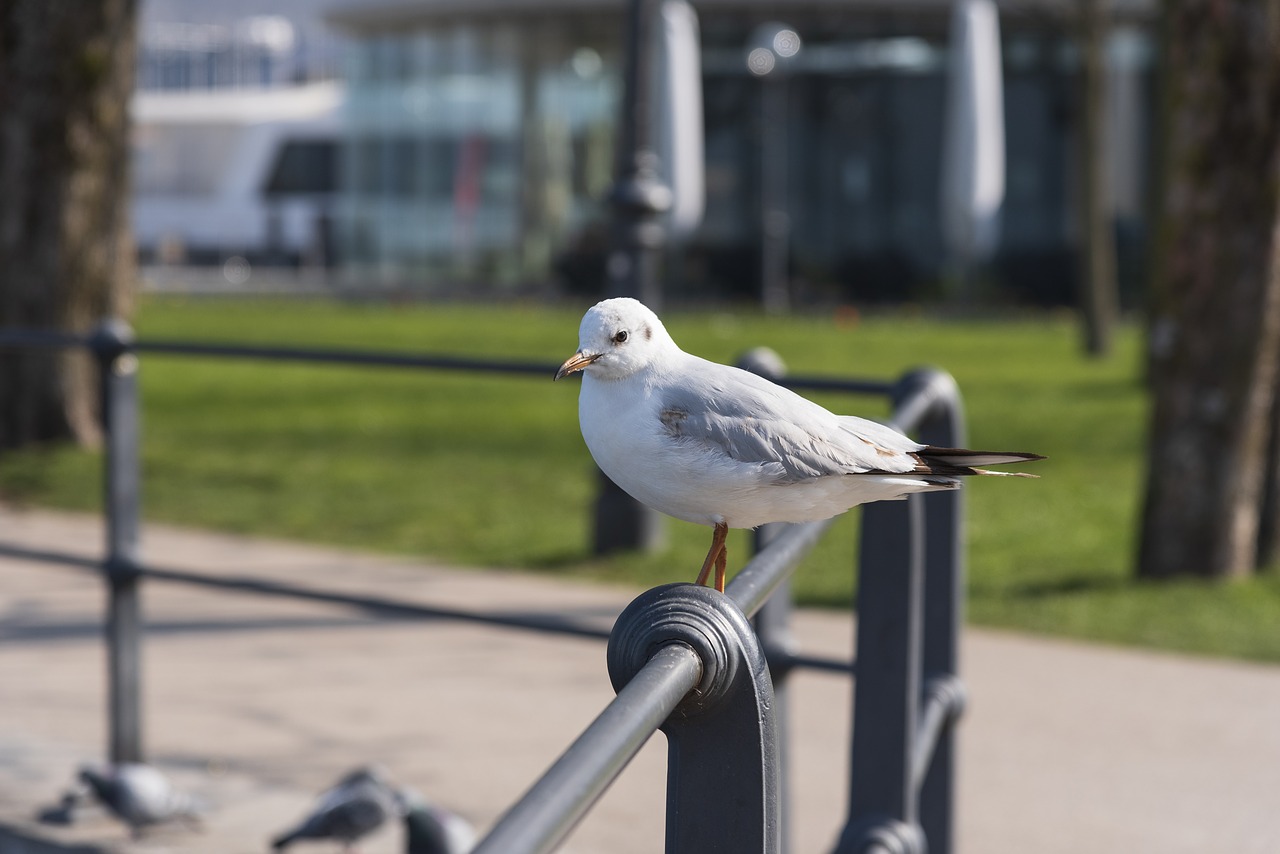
<box><xmin>132</xmin><ymin>0</ymin><xmax>1157</xmax><ymax>306</ymax></box>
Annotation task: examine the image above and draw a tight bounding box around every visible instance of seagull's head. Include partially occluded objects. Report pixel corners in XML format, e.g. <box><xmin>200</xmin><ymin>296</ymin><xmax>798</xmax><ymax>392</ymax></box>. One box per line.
<box><xmin>555</xmin><ymin>298</ymin><xmax>673</xmax><ymax>382</ymax></box>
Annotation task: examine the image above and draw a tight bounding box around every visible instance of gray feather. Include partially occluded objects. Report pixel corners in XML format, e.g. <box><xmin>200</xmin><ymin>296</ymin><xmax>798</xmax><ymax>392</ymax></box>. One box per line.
<box><xmin>658</xmin><ymin>366</ymin><xmax>920</xmax><ymax>482</ymax></box>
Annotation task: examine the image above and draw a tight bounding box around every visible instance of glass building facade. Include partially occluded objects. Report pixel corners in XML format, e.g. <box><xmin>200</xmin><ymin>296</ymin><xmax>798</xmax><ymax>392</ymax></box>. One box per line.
<box><xmin>340</xmin><ymin>14</ymin><xmax>621</xmax><ymax>288</ymax></box>
<box><xmin>333</xmin><ymin>2</ymin><xmax>1155</xmax><ymax>305</ymax></box>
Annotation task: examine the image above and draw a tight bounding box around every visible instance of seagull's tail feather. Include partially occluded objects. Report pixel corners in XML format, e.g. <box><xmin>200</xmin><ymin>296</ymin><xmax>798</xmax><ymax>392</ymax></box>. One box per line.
<box><xmin>913</xmin><ymin>448</ymin><xmax>1044</xmax><ymax>478</ymax></box>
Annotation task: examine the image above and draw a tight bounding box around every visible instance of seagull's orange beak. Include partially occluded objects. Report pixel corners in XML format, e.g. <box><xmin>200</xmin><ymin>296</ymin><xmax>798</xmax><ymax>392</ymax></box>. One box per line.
<box><xmin>555</xmin><ymin>351</ymin><xmax>599</xmax><ymax>380</ymax></box>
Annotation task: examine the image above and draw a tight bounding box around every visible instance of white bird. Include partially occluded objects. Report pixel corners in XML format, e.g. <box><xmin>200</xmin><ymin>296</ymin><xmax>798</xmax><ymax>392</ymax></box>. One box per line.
<box><xmin>556</xmin><ymin>298</ymin><xmax>1042</xmax><ymax>591</ymax></box>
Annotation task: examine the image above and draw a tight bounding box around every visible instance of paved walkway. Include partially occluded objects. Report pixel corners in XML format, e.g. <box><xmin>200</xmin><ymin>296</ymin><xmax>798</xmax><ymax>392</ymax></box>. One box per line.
<box><xmin>1</xmin><ymin>506</ymin><xmax>1278</xmax><ymax>854</ymax></box>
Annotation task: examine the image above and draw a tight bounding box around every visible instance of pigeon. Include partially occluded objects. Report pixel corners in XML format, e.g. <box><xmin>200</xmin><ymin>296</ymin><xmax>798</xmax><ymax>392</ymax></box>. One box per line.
<box><xmin>398</xmin><ymin>788</ymin><xmax>476</xmax><ymax>854</ymax></box>
<box><xmin>272</xmin><ymin>766</ymin><xmax>399</xmax><ymax>852</ymax></box>
<box><xmin>556</xmin><ymin>298</ymin><xmax>1043</xmax><ymax>591</ymax></box>
<box><xmin>78</xmin><ymin>762</ymin><xmax>203</xmax><ymax>837</ymax></box>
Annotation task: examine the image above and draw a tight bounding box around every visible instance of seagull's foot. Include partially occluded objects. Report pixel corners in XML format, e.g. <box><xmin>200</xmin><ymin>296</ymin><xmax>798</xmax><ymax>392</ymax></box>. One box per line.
<box><xmin>694</xmin><ymin>523</ymin><xmax>729</xmax><ymax>592</ymax></box>
<box><xmin>714</xmin><ymin>544</ymin><xmax>727</xmax><ymax>594</ymax></box>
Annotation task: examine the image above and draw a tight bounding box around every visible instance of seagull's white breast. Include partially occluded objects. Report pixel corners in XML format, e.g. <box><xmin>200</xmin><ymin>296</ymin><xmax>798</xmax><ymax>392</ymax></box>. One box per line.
<box><xmin>579</xmin><ymin>368</ymin><xmax>728</xmax><ymax>526</ymax></box>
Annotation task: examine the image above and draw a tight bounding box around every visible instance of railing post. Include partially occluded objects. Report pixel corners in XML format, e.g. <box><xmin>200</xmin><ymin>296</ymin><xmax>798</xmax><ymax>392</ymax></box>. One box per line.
<box><xmin>837</xmin><ymin>369</ymin><xmax>967</xmax><ymax>854</ymax></box>
<box><xmin>751</xmin><ymin>522</ymin><xmax>792</xmax><ymax>854</ymax></box>
<box><xmin>608</xmin><ymin>583</ymin><xmax>781</xmax><ymax>853</ymax></box>
<box><xmin>838</xmin><ymin>493</ymin><xmax>926</xmax><ymax>854</ymax></box>
<box><xmin>910</xmin><ymin>371</ymin><xmax>967</xmax><ymax>854</ymax></box>
<box><xmin>90</xmin><ymin>319</ymin><xmax>144</xmax><ymax>765</ymax></box>
<box><xmin>740</xmin><ymin>347</ymin><xmax>797</xmax><ymax>854</ymax></box>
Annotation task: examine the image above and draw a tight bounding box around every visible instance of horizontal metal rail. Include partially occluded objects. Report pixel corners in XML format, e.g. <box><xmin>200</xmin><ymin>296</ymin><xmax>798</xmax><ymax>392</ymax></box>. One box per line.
<box><xmin>0</xmin><ymin>327</ymin><xmax>893</xmax><ymax>397</ymax></box>
<box><xmin>1</xmin><ymin>541</ymin><xmax>867</xmax><ymax>681</ymax></box>
<box><xmin>475</xmin><ymin>643</ymin><xmax>703</xmax><ymax>854</ymax></box>
<box><xmin>725</xmin><ymin>519</ymin><xmax>832</xmax><ymax>618</ymax></box>
<box><xmin>0</xmin><ymin>329</ymin><xmax>86</xmax><ymax>350</ymax></box>
<box><xmin>0</xmin><ymin>543</ymin><xmax>612</xmax><ymax>646</ymax></box>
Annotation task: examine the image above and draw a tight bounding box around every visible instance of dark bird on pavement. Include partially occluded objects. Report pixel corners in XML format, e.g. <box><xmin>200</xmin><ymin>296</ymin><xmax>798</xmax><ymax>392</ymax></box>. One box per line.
<box><xmin>272</xmin><ymin>766</ymin><xmax>399</xmax><ymax>853</ymax></box>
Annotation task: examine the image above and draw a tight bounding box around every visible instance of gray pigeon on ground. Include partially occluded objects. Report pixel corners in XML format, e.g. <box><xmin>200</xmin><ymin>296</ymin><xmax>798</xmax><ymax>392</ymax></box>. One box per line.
<box><xmin>272</xmin><ymin>766</ymin><xmax>399</xmax><ymax>852</ymax></box>
<box><xmin>398</xmin><ymin>788</ymin><xmax>476</xmax><ymax>854</ymax></box>
<box><xmin>78</xmin><ymin>763</ymin><xmax>203</xmax><ymax>837</ymax></box>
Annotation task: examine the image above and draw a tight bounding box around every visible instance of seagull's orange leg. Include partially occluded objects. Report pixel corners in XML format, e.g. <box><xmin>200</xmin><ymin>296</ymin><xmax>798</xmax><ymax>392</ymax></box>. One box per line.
<box><xmin>694</xmin><ymin>522</ymin><xmax>728</xmax><ymax>589</ymax></box>
<box><xmin>713</xmin><ymin>542</ymin><xmax>728</xmax><ymax>593</ymax></box>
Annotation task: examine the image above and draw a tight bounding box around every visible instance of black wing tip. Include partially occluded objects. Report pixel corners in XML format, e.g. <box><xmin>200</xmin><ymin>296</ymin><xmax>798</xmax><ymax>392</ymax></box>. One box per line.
<box><xmin>919</xmin><ymin>447</ymin><xmax>1045</xmax><ymax>463</ymax></box>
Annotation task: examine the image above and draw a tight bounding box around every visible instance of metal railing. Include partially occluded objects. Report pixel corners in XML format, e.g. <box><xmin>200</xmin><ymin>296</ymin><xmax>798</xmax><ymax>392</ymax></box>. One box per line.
<box><xmin>0</xmin><ymin>322</ymin><xmax>968</xmax><ymax>853</ymax></box>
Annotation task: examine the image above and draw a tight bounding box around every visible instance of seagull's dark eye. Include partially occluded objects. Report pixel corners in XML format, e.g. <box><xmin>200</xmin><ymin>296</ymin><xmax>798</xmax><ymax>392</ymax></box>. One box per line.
<box><xmin>612</xmin><ymin>330</ymin><xmax>629</xmax><ymax>344</ymax></box>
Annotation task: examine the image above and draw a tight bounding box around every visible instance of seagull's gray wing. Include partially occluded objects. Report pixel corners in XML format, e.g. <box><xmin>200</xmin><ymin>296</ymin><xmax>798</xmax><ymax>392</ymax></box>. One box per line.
<box><xmin>658</xmin><ymin>363</ymin><xmax>921</xmax><ymax>482</ymax></box>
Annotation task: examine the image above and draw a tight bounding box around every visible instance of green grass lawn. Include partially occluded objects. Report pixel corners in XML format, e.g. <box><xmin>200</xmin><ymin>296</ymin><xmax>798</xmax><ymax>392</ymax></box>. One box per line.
<box><xmin>4</xmin><ymin>295</ymin><xmax>1279</xmax><ymax>662</ymax></box>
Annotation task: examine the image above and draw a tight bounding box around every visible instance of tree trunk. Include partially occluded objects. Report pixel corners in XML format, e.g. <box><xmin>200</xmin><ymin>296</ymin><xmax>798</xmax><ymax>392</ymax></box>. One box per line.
<box><xmin>1077</xmin><ymin>0</ymin><xmax>1119</xmax><ymax>357</ymax></box>
<box><xmin>1138</xmin><ymin>1</ymin><xmax>1280</xmax><ymax>579</ymax></box>
<box><xmin>1257</xmin><ymin>391</ymin><xmax>1280</xmax><ymax>570</ymax></box>
<box><xmin>0</xmin><ymin>0</ymin><xmax>138</xmax><ymax>452</ymax></box>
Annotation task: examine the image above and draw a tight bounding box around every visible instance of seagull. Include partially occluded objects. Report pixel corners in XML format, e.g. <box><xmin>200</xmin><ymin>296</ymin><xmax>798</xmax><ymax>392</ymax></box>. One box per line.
<box><xmin>272</xmin><ymin>766</ymin><xmax>399</xmax><ymax>853</ymax></box>
<box><xmin>77</xmin><ymin>763</ymin><xmax>203</xmax><ymax>837</ymax></box>
<box><xmin>398</xmin><ymin>788</ymin><xmax>476</xmax><ymax>854</ymax></box>
<box><xmin>556</xmin><ymin>298</ymin><xmax>1043</xmax><ymax>592</ymax></box>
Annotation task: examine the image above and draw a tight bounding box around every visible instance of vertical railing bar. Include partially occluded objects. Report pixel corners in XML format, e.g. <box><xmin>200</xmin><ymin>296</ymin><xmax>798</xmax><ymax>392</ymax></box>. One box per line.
<box><xmin>837</xmin><ymin>370</ymin><xmax>963</xmax><ymax>854</ymax></box>
<box><xmin>753</xmin><ymin>521</ymin><xmax>793</xmax><ymax>854</ymax></box>
<box><xmin>840</xmin><ymin>493</ymin><xmax>924</xmax><ymax>850</ymax></box>
<box><xmin>92</xmin><ymin>319</ymin><xmax>145</xmax><ymax>765</ymax></box>
<box><xmin>740</xmin><ymin>346</ymin><xmax>795</xmax><ymax>854</ymax></box>
<box><xmin>623</xmin><ymin>584</ymin><xmax>780</xmax><ymax>854</ymax></box>
<box><xmin>913</xmin><ymin>371</ymin><xmax>966</xmax><ymax>854</ymax></box>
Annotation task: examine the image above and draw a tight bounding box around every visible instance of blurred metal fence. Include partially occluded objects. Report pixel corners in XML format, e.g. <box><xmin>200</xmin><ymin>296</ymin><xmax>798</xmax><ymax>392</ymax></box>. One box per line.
<box><xmin>0</xmin><ymin>322</ymin><xmax>969</xmax><ymax>854</ymax></box>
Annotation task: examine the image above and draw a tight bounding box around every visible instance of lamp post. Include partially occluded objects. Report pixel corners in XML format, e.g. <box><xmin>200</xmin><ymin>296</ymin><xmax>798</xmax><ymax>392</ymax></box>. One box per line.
<box><xmin>594</xmin><ymin>0</ymin><xmax>674</xmax><ymax>554</ymax></box>
<box><xmin>607</xmin><ymin>0</ymin><xmax>673</xmax><ymax>310</ymax></box>
<box><xmin>747</xmin><ymin>23</ymin><xmax>801</xmax><ymax>314</ymax></box>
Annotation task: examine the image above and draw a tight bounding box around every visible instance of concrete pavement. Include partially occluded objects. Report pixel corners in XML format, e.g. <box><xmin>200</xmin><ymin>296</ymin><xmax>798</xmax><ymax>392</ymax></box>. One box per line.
<box><xmin>1</xmin><ymin>505</ymin><xmax>1278</xmax><ymax>853</ymax></box>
